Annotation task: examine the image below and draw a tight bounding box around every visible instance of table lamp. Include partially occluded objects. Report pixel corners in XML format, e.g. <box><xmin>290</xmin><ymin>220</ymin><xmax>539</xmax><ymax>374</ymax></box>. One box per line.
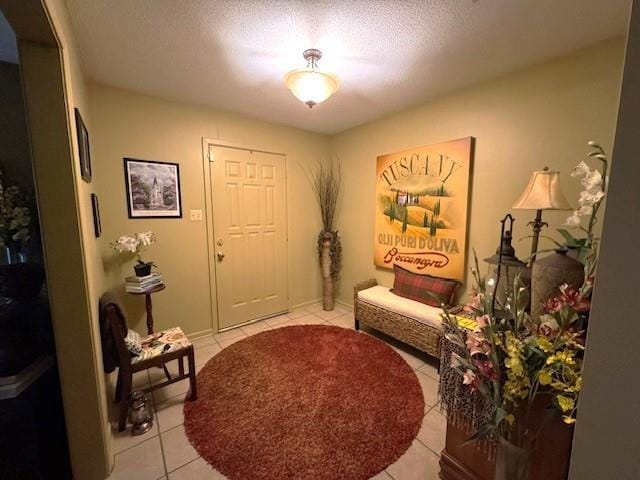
<box><xmin>513</xmin><ymin>167</ymin><xmax>572</xmax><ymax>266</ymax></box>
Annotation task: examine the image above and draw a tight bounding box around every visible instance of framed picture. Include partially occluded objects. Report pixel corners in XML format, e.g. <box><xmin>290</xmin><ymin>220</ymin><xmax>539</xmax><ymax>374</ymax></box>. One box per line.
<box><xmin>373</xmin><ymin>137</ymin><xmax>474</xmax><ymax>281</ymax></box>
<box><xmin>123</xmin><ymin>158</ymin><xmax>182</xmax><ymax>218</ymax></box>
<box><xmin>74</xmin><ymin>108</ymin><xmax>92</xmax><ymax>182</ymax></box>
<box><xmin>91</xmin><ymin>193</ymin><xmax>101</xmax><ymax>238</ymax></box>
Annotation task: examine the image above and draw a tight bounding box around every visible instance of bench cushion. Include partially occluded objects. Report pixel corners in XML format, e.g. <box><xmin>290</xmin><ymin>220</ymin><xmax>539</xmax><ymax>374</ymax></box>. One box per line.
<box><xmin>357</xmin><ymin>285</ymin><xmax>444</xmax><ymax>329</ymax></box>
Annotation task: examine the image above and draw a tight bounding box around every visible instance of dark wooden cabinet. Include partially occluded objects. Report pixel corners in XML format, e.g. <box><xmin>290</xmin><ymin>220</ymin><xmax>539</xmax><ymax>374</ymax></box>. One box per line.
<box><xmin>439</xmin><ymin>405</ymin><xmax>574</xmax><ymax>480</ymax></box>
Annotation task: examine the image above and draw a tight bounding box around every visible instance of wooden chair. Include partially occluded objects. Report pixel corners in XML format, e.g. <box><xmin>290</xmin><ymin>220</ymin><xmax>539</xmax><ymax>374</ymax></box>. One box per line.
<box><xmin>102</xmin><ymin>299</ymin><xmax>197</xmax><ymax>431</ymax></box>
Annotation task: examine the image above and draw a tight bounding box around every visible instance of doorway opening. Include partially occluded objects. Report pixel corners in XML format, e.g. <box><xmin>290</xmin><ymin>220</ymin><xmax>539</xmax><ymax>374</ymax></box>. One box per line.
<box><xmin>0</xmin><ymin>9</ymin><xmax>71</xmax><ymax>479</ymax></box>
<box><xmin>204</xmin><ymin>142</ymin><xmax>289</xmax><ymax>332</ymax></box>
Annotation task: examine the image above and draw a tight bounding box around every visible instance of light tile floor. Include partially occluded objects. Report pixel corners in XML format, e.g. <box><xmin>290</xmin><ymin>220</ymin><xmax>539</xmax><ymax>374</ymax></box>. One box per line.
<box><xmin>108</xmin><ymin>302</ymin><xmax>445</xmax><ymax>480</ymax></box>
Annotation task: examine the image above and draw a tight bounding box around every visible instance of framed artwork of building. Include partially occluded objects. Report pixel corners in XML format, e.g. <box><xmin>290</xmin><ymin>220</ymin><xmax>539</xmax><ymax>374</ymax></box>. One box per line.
<box><xmin>123</xmin><ymin>158</ymin><xmax>182</xmax><ymax>218</ymax></box>
<box><xmin>373</xmin><ymin>137</ymin><xmax>474</xmax><ymax>281</ymax></box>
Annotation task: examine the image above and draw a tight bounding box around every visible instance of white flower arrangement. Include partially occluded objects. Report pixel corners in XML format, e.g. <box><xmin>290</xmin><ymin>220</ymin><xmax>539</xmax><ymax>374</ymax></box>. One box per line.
<box><xmin>111</xmin><ymin>231</ymin><xmax>156</xmax><ymax>264</ymax></box>
<box><xmin>564</xmin><ymin>142</ymin><xmax>608</xmax><ymax>241</ymax></box>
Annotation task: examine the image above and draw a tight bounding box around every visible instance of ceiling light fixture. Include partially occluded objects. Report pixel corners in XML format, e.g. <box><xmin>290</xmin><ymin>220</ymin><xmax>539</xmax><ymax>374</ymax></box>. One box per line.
<box><xmin>284</xmin><ymin>49</ymin><xmax>339</xmax><ymax>108</ymax></box>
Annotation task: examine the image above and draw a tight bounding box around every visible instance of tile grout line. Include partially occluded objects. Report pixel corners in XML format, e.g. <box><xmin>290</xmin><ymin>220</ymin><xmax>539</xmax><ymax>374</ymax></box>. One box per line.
<box><xmin>415</xmin><ymin>433</ymin><xmax>444</xmax><ymax>459</ymax></box>
<box><xmin>161</xmin><ymin>423</ymin><xmax>201</xmax><ymax>475</ymax></box>
<box><xmin>112</xmin><ymin>432</ymin><xmax>161</xmax><ymax>459</ymax></box>
<box><xmin>165</xmin><ymin>455</ymin><xmax>202</xmax><ymax>476</ymax></box>
<box><xmin>156</xmin><ymin>415</ymin><xmax>170</xmax><ymax>479</ymax></box>
<box><xmin>385</xmin><ymin>468</ymin><xmax>398</xmax><ymax>479</ymax></box>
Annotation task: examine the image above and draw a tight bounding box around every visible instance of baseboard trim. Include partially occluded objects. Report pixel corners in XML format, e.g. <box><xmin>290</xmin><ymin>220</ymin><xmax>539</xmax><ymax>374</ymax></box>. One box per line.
<box><xmin>290</xmin><ymin>298</ymin><xmax>322</xmax><ymax>310</ymax></box>
<box><xmin>187</xmin><ymin>328</ymin><xmax>214</xmax><ymax>340</ymax></box>
<box><xmin>291</xmin><ymin>297</ymin><xmax>354</xmax><ymax>312</ymax></box>
<box><xmin>335</xmin><ymin>298</ymin><xmax>354</xmax><ymax>311</ymax></box>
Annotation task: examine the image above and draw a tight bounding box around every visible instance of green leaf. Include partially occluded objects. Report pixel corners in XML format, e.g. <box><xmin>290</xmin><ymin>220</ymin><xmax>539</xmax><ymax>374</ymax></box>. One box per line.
<box><xmin>557</xmin><ymin>228</ymin><xmax>577</xmax><ymax>243</ymax></box>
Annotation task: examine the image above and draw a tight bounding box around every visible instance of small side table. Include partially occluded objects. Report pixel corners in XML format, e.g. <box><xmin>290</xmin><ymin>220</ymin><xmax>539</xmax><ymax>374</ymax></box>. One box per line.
<box><xmin>127</xmin><ymin>284</ymin><xmax>166</xmax><ymax>334</ymax></box>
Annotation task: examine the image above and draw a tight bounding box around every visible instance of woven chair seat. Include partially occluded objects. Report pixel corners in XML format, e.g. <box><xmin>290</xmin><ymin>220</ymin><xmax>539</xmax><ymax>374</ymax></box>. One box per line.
<box><xmin>132</xmin><ymin>327</ymin><xmax>191</xmax><ymax>364</ymax></box>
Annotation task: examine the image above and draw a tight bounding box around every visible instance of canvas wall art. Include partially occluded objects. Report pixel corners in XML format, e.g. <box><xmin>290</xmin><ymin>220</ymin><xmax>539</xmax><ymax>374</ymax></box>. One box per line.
<box><xmin>374</xmin><ymin>137</ymin><xmax>474</xmax><ymax>281</ymax></box>
<box><xmin>124</xmin><ymin>158</ymin><xmax>182</xmax><ymax>218</ymax></box>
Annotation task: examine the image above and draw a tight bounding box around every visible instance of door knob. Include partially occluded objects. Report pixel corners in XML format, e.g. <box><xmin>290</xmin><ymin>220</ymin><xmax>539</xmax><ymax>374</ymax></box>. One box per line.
<box><xmin>217</xmin><ymin>251</ymin><xmax>225</xmax><ymax>261</ymax></box>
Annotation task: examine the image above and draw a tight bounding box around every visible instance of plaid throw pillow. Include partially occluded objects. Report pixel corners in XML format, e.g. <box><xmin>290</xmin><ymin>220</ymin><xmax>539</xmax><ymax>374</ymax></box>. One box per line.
<box><xmin>391</xmin><ymin>264</ymin><xmax>460</xmax><ymax>307</ymax></box>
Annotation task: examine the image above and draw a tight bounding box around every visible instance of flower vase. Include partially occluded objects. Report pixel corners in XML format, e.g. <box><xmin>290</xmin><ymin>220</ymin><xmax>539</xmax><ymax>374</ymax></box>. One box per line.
<box><xmin>495</xmin><ymin>436</ymin><xmax>531</xmax><ymax>480</ymax></box>
<box><xmin>320</xmin><ymin>232</ymin><xmax>334</xmax><ymax>311</ymax></box>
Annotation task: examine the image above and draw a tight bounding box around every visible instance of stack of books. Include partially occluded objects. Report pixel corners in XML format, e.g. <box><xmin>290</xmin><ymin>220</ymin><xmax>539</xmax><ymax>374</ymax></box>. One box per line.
<box><xmin>125</xmin><ymin>273</ymin><xmax>164</xmax><ymax>293</ymax></box>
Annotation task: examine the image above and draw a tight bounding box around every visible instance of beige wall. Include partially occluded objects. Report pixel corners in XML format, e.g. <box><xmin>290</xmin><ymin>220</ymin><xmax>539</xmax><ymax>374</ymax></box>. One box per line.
<box><xmin>89</xmin><ymin>85</ymin><xmax>329</xmax><ymax>336</ymax></box>
<box><xmin>330</xmin><ymin>38</ymin><xmax>625</xmax><ymax>304</ymax></box>
<box><xmin>570</xmin><ymin>3</ymin><xmax>639</xmax><ymax>478</ymax></box>
<box><xmin>88</xmin><ymin>38</ymin><xmax>625</xmax><ymax>332</ymax></box>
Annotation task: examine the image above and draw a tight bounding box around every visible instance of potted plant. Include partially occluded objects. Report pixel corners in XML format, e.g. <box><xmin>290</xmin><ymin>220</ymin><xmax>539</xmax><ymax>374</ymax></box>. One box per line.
<box><xmin>111</xmin><ymin>231</ymin><xmax>157</xmax><ymax>277</ymax></box>
<box><xmin>0</xmin><ymin>170</ymin><xmax>32</xmax><ymax>264</ymax></box>
<box><xmin>442</xmin><ymin>253</ymin><xmax>589</xmax><ymax>479</ymax></box>
<box><xmin>308</xmin><ymin>158</ymin><xmax>342</xmax><ymax>311</ymax></box>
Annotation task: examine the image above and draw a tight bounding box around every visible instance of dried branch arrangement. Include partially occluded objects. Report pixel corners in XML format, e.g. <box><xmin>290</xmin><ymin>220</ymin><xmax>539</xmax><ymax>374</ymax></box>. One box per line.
<box><xmin>310</xmin><ymin>157</ymin><xmax>341</xmax><ymax>232</ymax></box>
<box><xmin>308</xmin><ymin>158</ymin><xmax>342</xmax><ymax>309</ymax></box>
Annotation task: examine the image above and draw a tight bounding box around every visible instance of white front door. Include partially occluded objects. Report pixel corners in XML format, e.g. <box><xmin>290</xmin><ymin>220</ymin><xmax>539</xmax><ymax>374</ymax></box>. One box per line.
<box><xmin>209</xmin><ymin>145</ymin><xmax>288</xmax><ymax>329</ymax></box>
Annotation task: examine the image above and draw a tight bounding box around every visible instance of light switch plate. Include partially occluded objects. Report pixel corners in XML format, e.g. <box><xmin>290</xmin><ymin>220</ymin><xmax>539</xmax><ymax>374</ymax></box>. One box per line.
<box><xmin>189</xmin><ymin>209</ymin><xmax>203</xmax><ymax>221</ymax></box>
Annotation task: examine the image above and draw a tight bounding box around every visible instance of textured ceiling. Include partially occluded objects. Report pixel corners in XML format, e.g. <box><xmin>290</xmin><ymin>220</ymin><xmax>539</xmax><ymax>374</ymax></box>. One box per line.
<box><xmin>65</xmin><ymin>0</ymin><xmax>630</xmax><ymax>134</ymax></box>
<box><xmin>0</xmin><ymin>10</ymin><xmax>18</xmax><ymax>64</ymax></box>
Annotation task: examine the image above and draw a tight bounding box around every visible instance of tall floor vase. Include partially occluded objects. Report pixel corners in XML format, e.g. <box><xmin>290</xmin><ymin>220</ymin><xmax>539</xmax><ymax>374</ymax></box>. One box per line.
<box><xmin>320</xmin><ymin>233</ymin><xmax>334</xmax><ymax>311</ymax></box>
<box><xmin>495</xmin><ymin>436</ymin><xmax>531</xmax><ymax>480</ymax></box>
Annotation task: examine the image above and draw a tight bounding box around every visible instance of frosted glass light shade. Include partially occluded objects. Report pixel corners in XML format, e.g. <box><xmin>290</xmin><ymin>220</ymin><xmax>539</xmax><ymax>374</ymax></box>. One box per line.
<box><xmin>513</xmin><ymin>169</ymin><xmax>572</xmax><ymax>210</ymax></box>
<box><xmin>284</xmin><ymin>69</ymin><xmax>339</xmax><ymax>108</ymax></box>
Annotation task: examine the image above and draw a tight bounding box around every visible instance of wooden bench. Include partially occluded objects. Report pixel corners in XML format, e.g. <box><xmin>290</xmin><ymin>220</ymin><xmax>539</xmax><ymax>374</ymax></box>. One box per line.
<box><xmin>354</xmin><ymin>278</ymin><xmax>443</xmax><ymax>359</ymax></box>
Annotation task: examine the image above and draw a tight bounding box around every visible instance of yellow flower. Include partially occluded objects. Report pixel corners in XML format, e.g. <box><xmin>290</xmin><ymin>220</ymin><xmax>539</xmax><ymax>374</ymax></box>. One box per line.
<box><xmin>546</xmin><ymin>350</ymin><xmax>576</xmax><ymax>367</ymax></box>
<box><xmin>505</xmin><ymin>356</ymin><xmax>524</xmax><ymax>376</ymax></box>
<box><xmin>536</xmin><ymin>337</ymin><xmax>554</xmax><ymax>353</ymax></box>
<box><xmin>557</xmin><ymin>395</ymin><xmax>575</xmax><ymax>413</ymax></box>
<box><xmin>506</xmin><ymin>414</ymin><xmax>515</xmax><ymax>425</ymax></box>
<box><xmin>563</xmin><ymin>416</ymin><xmax>576</xmax><ymax>425</ymax></box>
<box><xmin>574</xmin><ymin>376</ymin><xmax>582</xmax><ymax>392</ymax></box>
<box><xmin>539</xmin><ymin>370</ymin><xmax>552</xmax><ymax>386</ymax></box>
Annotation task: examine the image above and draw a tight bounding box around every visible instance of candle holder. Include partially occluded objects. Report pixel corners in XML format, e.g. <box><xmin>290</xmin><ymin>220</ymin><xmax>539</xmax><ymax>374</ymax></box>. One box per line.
<box><xmin>129</xmin><ymin>390</ymin><xmax>153</xmax><ymax>435</ymax></box>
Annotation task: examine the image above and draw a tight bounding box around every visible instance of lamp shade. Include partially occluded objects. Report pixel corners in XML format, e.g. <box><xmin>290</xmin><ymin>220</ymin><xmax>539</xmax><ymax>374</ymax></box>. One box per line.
<box><xmin>284</xmin><ymin>69</ymin><xmax>339</xmax><ymax>108</ymax></box>
<box><xmin>512</xmin><ymin>169</ymin><xmax>572</xmax><ymax>210</ymax></box>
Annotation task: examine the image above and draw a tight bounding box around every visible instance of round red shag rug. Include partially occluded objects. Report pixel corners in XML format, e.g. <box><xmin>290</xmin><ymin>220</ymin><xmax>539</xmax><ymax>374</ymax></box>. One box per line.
<box><xmin>184</xmin><ymin>325</ymin><xmax>424</xmax><ymax>480</ymax></box>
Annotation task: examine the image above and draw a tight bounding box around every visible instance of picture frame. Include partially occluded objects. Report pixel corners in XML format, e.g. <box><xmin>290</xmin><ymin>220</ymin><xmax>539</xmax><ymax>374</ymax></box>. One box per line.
<box><xmin>123</xmin><ymin>158</ymin><xmax>182</xmax><ymax>218</ymax></box>
<box><xmin>74</xmin><ymin>108</ymin><xmax>92</xmax><ymax>182</ymax></box>
<box><xmin>373</xmin><ymin>137</ymin><xmax>474</xmax><ymax>281</ymax></box>
<box><xmin>91</xmin><ymin>193</ymin><xmax>102</xmax><ymax>238</ymax></box>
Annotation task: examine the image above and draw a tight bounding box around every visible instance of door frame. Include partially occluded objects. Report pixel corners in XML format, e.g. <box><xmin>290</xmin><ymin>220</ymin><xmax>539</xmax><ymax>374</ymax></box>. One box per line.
<box><xmin>201</xmin><ymin>138</ymin><xmax>291</xmax><ymax>333</ymax></box>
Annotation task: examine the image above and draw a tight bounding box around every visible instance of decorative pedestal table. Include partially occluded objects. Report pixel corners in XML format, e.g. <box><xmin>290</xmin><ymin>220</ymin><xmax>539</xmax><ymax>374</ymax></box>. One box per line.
<box><xmin>438</xmin><ymin>324</ymin><xmax>573</xmax><ymax>480</ymax></box>
<box><xmin>127</xmin><ymin>284</ymin><xmax>165</xmax><ymax>334</ymax></box>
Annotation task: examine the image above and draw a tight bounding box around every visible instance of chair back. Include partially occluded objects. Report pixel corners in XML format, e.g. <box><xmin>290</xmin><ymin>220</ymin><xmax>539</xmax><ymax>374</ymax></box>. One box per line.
<box><xmin>99</xmin><ymin>292</ymin><xmax>132</xmax><ymax>372</ymax></box>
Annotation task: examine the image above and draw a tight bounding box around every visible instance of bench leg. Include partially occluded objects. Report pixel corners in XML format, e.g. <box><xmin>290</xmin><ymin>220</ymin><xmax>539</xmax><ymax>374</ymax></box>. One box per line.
<box><xmin>355</xmin><ymin>318</ymin><xmax>360</xmax><ymax>331</ymax></box>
